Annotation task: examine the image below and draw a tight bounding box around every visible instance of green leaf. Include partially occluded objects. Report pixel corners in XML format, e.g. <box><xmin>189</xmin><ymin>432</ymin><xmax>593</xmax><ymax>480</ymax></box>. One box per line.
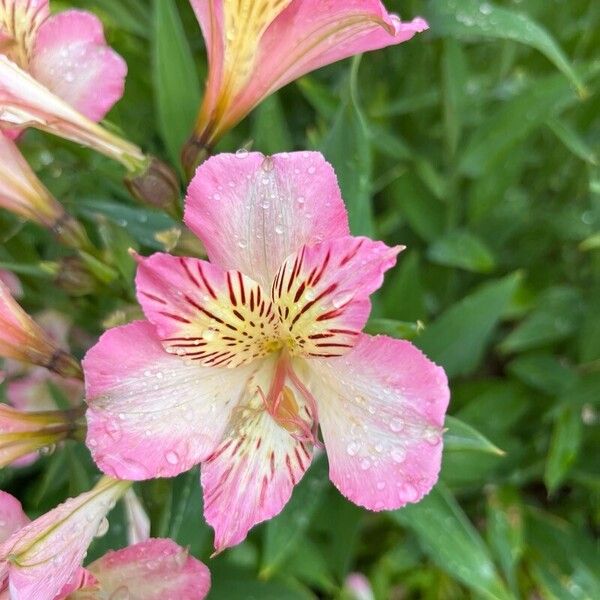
<box><xmin>391</xmin><ymin>484</ymin><xmax>512</xmax><ymax>600</ymax></box>
<box><xmin>444</xmin><ymin>416</ymin><xmax>505</xmax><ymax>455</ymax></box>
<box><xmin>507</xmin><ymin>352</ymin><xmax>578</xmax><ymax>396</ymax></box>
<box><xmin>152</xmin><ymin>0</ymin><xmax>201</xmax><ymax>165</ymax></box>
<box><xmin>364</xmin><ymin>318</ymin><xmax>424</xmax><ymax>340</ymax></box>
<box><xmin>427</xmin><ymin>0</ymin><xmax>586</xmax><ymax>95</ymax></box>
<box><xmin>544</xmin><ymin>405</ymin><xmax>582</xmax><ymax>493</ymax></box>
<box><xmin>321</xmin><ymin>56</ymin><xmax>373</xmax><ymax>237</ymax></box>
<box><xmin>380</xmin><ymin>251</ymin><xmax>426</xmax><ymax>321</ymax></box>
<box><xmin>500</xmin><ymin>287</ymin><xmax>583</xmax><ymax>354</ymax></box>
<box><xmin>252</xmin><ymin>94</ymin><xmax>293</xmax><ymax>155</ymax></box>
<box><xmin>428</xmin><ymin>229</ymin><xmax>496</xmax><ymax>273</ymax></box>
<box><xmin>417</xmin><ymin>272</ymin><xmax>521</xmax><ymax>378</ymax></box>
<box><xmin>547</xmin><ymin>119</ymin><xmax>598</xmax><ymax>165</ymax></box>
<box><xmin>261</xmin><ymin>458</ymin><xmax>328</xmax><ymax>578</ymax></box>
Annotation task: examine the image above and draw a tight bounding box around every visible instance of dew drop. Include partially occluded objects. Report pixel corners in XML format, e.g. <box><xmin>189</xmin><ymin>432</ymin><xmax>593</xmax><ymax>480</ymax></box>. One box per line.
<box><xmin>274</xmin><ymin>225</ymin><xmax>284</xmax><ymax>235</ymax></box>
<box><xmin>165</xmin><ymin>450</ymin><xmax>180</xmax><ymax>465</ymax></box>
<box><xmin>391</xmin><ymin>447</ymin><xmax>406</xmax><ymax>463</ymax></box>
<box><xmin>346</xmin><ymin>441</ymin><xmax>360</xmax><ymax>456</ymax></box>
<box><xmin>109</xmin><ymin>586</ymin><xmax>130</xmax><ymax>600</ymax></box>
<box><xmin>235</xmin><ymin>148</ymin><xmax>249</xmax><ymax>159</ymax></box>
<box><xmin>106</xmin><ymin>421</ymin><xmax>122</xmax><ymax>441</ymax></box>
<box><xmin>307</xmin><ymin>166</ymin><xmax>316</xmax><ymax>175</ymax></box>
<box><xmin>297</xmin><ymin>196</ymin><xmax>305</xmax><ymax>204</ymax></box>
<box><xmin>332</xmin><ymin>291</ymin><xmax>354</xmax><ymax>309</ymax></box>
<box><xmin>201</xmin><ymin>328</ymin><xmax>218</xmax><ymax>341</ymax></box>
<box><xmin>390</xmin><ymin>417</ymin><xmax>404</xmax><ymax>433</ymax></box>
<box><xmin>305</xmin><ymin>289</ymin><xmax>316</xmax><ymax>301</ymax></box>
<box><xmin>360</xmin><ymin>458</ymin><xmax>371</xmax><ymax>470</ymax></box>
<box><xmin>237</xmin><ymin>240</ymin><xmax>248</xmax><ymax>249</ymax></box>
<box><xmin>40</xmin><ymin>444</ymin><xmax>56</xmax><ymax>456</ymax></box>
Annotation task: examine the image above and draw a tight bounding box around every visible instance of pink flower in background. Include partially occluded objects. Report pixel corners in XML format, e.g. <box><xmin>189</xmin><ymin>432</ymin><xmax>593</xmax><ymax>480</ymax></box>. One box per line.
<box><xmin>0</xmin><ymin>279</ymin><xmax>82</xmax><ymax>378</ymax></box>
<box><xmin>183</xmin><ymin>0</ymin><xmax>428</xmax><ymax>171</ymax></box>
<box><xmin>0</xmin><ymin>484</ymin><xmax>210</xmax><ymax>600</ymax></box>
<box><xmin>345</xmin><ymin>573</ymin><xmax>375</xmax><ymax>600</ymax></box>
<box><xmin>0</xmin><ymin>270</ymin><xmax>22</xmax><ymax>298</ymax></box>
<box><xmin>83</xmin><ymin>151</ymin><xmax>449</xmax><ymax>552</ymax></box>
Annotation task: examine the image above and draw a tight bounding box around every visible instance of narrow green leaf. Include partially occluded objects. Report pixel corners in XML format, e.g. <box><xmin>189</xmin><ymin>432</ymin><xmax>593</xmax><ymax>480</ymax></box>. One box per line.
<box><xmin>365</xmin><ymin>318</ymin><xmax>424</xmax><ymax>341</ymax></box>
<box><xmin>152</xmin><ymin>0</ymin><xmax>201</xmax><ymax>165</ymax></box>
<box><xmin>391</xmin><ymin>484</ymin><xmax>512</xmax><ymax>600</ymax></box>
<box><xmin>547</xmin><ymin>119</ymin><xmax>598</xmax><ymax>165</ymax></box>
<box><xmin>252</xmin><ymin>94</ymin><xmax>293</xmax><ymax>154</ymax></box>
<box><xmin>544</xmin><ymin>405</ymin><xmax>582</xmax><ymax>493</ymax></box>
<box><xmin>444</xmin><ymin>416</ymin><xmax>505</xmax><ymax>455</ymax></box>
<box><xmin>321</xmin><ymin>56</ymin><xmax>373</xmax><ymax>237</ymax></box>
<box><xmin>427</xmin><ymin>0</ymin><xmax>585</xmax><ymax>95</ymax></box>
<box><xmin>417</xmin><ymin>272</ymin><xmax>521</xmax><ymax>378</ymax></box>
<box><xmin>428</xmin><ymin>229</ymin><xmax>496</xmax><ymax>273</ymax></box>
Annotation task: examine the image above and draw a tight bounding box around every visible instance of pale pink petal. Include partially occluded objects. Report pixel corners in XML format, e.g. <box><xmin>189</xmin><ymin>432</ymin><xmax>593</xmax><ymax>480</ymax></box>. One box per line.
<box><xmin>0</xmin><ymin>491</ymin><xmax>29</xmax><ymax>543</ymax></box>
<box><xmin>273</xmin><ymin>236</ymin><xmax>401</xmax><ymax>358</ymax></box>
<box><xmin>233</xmin><ymin>2</ymin><xmax>428</xmax><ymax>121</ymax></box>
<box><xmin>307</xmin><ymin>334</ymin><xmax>449</xmax><ymax>510</ymax></box>
<box><xmin>83</xmin><ymin>320</ymin><xmax>257</xmax><ymax>480</ymax></box>
<box><xmin>135</xmin><ymin>253</ymin><xmax>279</xmax><ymax>368</ymax></box>
<box><xmin>30</xmin><ymin>10</ymin><xmax>126</xmax><ymax>122</ymax></box>
<box><xmin>184</xmin><ymin>152</ymin><xmax>349</xmax><ymax>289</ymax></box>
<box><xmin>54</xmin><ymin>567</ymin><xmax>98</xmax><ymax>599</ymax></box>
<box><xmin>0</xmin><ymin>477</ymin><xmax>129</xmax><ymax>600</ymax></box>
<box><xmin>201</xmin><ymin>356</ymin><xmax>312</xmax><ymax>551</ymax></box>
<box><xmin>0</xmin><ymin>270</ymin><xmax>22</xmax><ymax>298</ymax></box>
<box><xmin>7</xmin><ymin>370</ymin><xmax>83</xmax><ymax>412</ymax></box>
<box><xmin>123</xmin><ymin>489</ymin><xmax>150</xmax><ymax>545</ymax></box>
<box><xmin>78</xmin><ymin>539</ymin><xmax>211</xmax><ymax>600</ymax></box>
<box><xmin>0</xmin><ymin>0</ymin><xmax>49</xmax><ymax>67</ymax></box>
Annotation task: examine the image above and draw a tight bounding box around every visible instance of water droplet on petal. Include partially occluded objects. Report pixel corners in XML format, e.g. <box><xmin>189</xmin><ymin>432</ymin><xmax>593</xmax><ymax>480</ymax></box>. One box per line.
<box><xmin>109</xmin><ymin>586</ymin><xmax>130</xmax><ymax>600</ymax></box>
<box><xmin>166</xmin><ymin>450</ymin><xmax>180</xmax><ymax>465</ymax></box>
<box><xmin>235</xmin><ymin>148</ymin><xmax>249</xmax><ymax>159</ymax></box>
<box><xmin>332</xmin><ymin>291</ymin><xmax>354</xmax><ymax>309</ymax></box>
<box><xmin>390</xmin><ymin>417</ymin><xmax>404</xmax><ymax>433</ymax></box>
<box><xmin>307</xmin><ymin>166</ymin><xmax>316</xmax><ymax>175</ymax></box>
<box><xmin>346</xmin><ymin>441</ymin><xmax>360</xmax><ymax>456</ymax></box>
<box><xmin>360</xmin><ymin>458</ymin><xmax>371</xmax><ymax>470</ymax></box>
<box><xmin>391</xmin><ymin>447</ymin><xmax>406</xmax><ymax>463</ymax></box>
<box><xmin>40</xmin><ymin>444</ymin><xmax>56</xmax><ymax>456</ymax></box>
<box><xmin>274</xmin><ymin>225</ymin><xmax>284</xmax><ymax>235</ymax></box>
<box><xmin>305</xmin><ymin>289</ymin><xmax>316</xmax><ymax>301</ymax></box>
<box><xmin>106</xmin><ymin>421</ymin><xmax>122</xmax><ymax>441</ymax></box>
<box><xmin>201</xmin><ymin>328</ymin><xmax>218</xmax><ymax>341</ymax></box>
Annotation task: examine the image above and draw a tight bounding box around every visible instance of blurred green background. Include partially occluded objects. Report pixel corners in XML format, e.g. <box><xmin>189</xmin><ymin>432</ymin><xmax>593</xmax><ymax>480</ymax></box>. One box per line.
<box><xmin>1</xmin><ymin>0</ymin><xmax>598</xmax><ymax>598</ymax></box>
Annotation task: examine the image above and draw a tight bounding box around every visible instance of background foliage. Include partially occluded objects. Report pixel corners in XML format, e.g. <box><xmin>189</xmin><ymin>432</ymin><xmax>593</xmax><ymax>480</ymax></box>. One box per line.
<box><xmin>1</xmin><ymin>0</ymin><xmax>599</xmax><ymax>598</ymax></box>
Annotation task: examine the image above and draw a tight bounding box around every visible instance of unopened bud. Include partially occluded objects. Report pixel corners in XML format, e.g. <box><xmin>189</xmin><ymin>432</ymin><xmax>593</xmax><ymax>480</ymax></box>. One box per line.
<box><xmin>124</xmin><ymin>157</ymin><xmax>181</xmax><ymax>217</ymax></box>
<box><xmin>55</xmin><ymin>256</ymin><xmax>97</xmax><ymax>296</ymax></box>
<box><xmin>181</xmin><ymin>136</ymin><xmax>210</xmax><ymax>180</ymax></box>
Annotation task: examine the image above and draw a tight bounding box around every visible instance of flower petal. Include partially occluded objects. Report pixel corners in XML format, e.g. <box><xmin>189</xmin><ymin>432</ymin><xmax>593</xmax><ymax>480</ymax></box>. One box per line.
<box><xmin>201</xmin><ymin>356</ymin><xmax>312</xmax><ymax>551</ymax></box>
<box><xmin>233</xmin><ymin>2</ymin><xmax>427</xmax><ymax>123</ymax></box>
<box><xmin>184</xmin><ymin>151</ymin><xmax>349</xmax><ymax>289</ymax></box>
<box><xmin>136</xmin><ymin>253</ymin><xmax>279</xmax><ymax>368</ymax></box>
<box><xmin>83</xmin><ymin>320</ymin><xmax>257</xmax><ymax>480</ymax></box>
<box><xmin>274</xmin><ymin>236</ymin><xmax>401</xmax><ymax>358</ymax></box>
<box><xmin>30</xmin><ymin>10</ymin><xmax>126</xmax><ymax>122</ymax></box>
<box><xmin>308</xmin><ymin>334</ymin><xmax>449</xmax><ymax>510</ymax></box>
<box><xmin>0</xmin><ymin>0</ymin><xmax>49</xmax><ymax>67</ymax></box>
<box><xmin>0</xmin><ymin>491</ymin><xmax>28</xmax><ymax>544</ymax></box>
<box><xmin>0</xmin><ymin>477</ymin><xmax>129</xmax><ymax>600</ymax></box>
<box><xmin>77</xmin><ymin>539</ymin><xmax>211</xmax><ymax>600</ymax></box>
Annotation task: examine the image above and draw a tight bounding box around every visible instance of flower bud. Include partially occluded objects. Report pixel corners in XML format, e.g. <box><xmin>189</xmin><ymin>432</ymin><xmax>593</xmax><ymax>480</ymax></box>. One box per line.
<box><xmin>124</xmin><ymin>157</ymin><xmax>181</xmax><ymax>217</ymax></box>
<box><xmin>181</xmin><ymin>136</ymin><xmax>210</xmax><ymax>180</ymax></box>
<box><xmin>0</xmin><ymin>280</ymin><xmax>83</xmax><ymax>379</ymax></box>
<box><xmin>0</xmin><ymin>405</ymin><xmax>85</xmax><ymax>467</ymax></box>
<box><xmin>54</xmin><ymin>256</ymin><xmax>97</xmax><ymax>296</ymax></box>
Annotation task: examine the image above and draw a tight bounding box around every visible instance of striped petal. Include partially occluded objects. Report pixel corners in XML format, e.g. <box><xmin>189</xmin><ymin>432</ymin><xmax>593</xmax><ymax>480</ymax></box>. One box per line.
<box><xmin>184</xmin><ymin>152</ymin><xmax>349</xmax><ymax>290</ymax></box>
<box><xmin>84</xmin><ymin>320</ymin><xmax>258</xmax><ymax>480</ymax></box>
<box><xmin>136</xmin><ymin>253</ymin><xmax>280</xmax><ymax>368</ymax></box>
<box><xmin>0</xmin><ymin>0</ymin><xmax>49</xmax><ymax>68</ymax></box>
<box><xmin>201</xmin><ymin>355</ymin><xmax>312</xmax><ymax>551</ymax></box>
<box><xmin>273</xmin><ymin>236</ymin><xmax>401</xmax><ymax>358</ymax></box>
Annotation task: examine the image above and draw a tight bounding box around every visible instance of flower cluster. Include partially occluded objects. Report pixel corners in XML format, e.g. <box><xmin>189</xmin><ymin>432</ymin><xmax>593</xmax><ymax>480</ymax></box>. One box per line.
<box><xmin>0</xmin><ymin>0</ymin><xmax>444</xmax><ymax>597</ymax></box>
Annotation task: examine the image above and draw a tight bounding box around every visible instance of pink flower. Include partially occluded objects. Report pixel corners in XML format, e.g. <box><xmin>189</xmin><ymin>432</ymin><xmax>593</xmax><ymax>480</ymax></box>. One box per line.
<box><xmin>0</xmin><ymin>2</ymin><xmax>178</xmax><ymax>211</ymax></box>
<box><xmin>0</xmin><ymin>404</ymin><xmax>85</xmax><ymax>468</ymax></box>
<box><xmin>345</xmin><ymin>573</ymin><xmax>375</xmax><ymax>600</ymax></box>
<box><xmin>0</xmin><ymin>483</ymin><xmax>211</xmax><ymax>600</ymax></box>
<box><xmin>182</xmin><ymin>0</ymin><xmax>428</xmax><ymax>172</ymax></box>
<box><xmin>83</xmin><ymin>152</ymin><xmax>449</xmax><ymax>552</ymax></box>
<box><xmin>0</xmin><ymin>279</ymin><xmax>82</xmax><ymax>379</ymax></box>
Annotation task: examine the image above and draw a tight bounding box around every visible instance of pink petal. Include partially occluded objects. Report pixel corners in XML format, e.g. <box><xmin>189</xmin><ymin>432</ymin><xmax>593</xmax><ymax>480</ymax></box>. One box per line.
<box><xmin>30</xmin><ymin>10</ymin><xmax>126</xmax><ymax>122</ymax></box>
<box><xmin>0</xmin><ymin>0</ymin><xmax>49</xmax><ymax>67</ymax></box>
<box><xmin>83</xmin><ymin>539</ymin><xmax>210</xmax><ymax>600</ymax></box>
<box><xmin>135</xmin><ymin>252</ymin><xmax>279</xmax><ymax>368</ymax></box>
<box><xmin>273</xmin><ymin>236</ymin><xmax>401</xmax><ymax>358</ymax></box>
<box><xmin>0</xmin><ymin>270</ymin><xmax>22</xmax><ymax>298</ymax></box>
<box><xmin>184</xmin><ymin>151</ymin><xmax>349</xmax><ymax>289</ymax></box>
<box><xmin>308</xmin><ymin>334</ymin><xmax>449</xmax><ymax>510</ymax></box>
<box><xmin>7</xmin><ymin>370</ymin><xmax>83</xmax><ymax>412</ymax></box>
<box><xmin>123</xmin><ymin>490</ymin><xmax>150</xmax><ymax>546</ymax></box>
<box><xmin>0</xmin><ymin>477</ymin><xmax>129</xmax><ymax>600</ymax></box>
<box><xmin>201</xmin><ymin>356</ymin><xmax>312</xmax><ymax>551</ymax></box>
<box><xmin>83</xmin><ymin>320</ymin><xmax>257</xmax><ymax>480</ymax></box>
<box><xmin>0</xmin><ymin>491</ymin><xmax>29</xmax><ymax>544</ymax></box>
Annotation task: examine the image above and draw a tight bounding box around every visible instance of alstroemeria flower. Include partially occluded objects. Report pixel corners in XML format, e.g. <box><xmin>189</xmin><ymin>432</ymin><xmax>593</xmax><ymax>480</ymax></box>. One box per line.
<box><xmin>0</xmin><ymin>132</ymin><xmax>92</xmax><ymax>249</ymax></box>
<box><xmin>0</xmin><ymin>489</ymin><xmax>210</xmax><ymax>600</ymax></box>
<box><xmin>182</xmin><ymin>0</ymin><xmax>428</xmax><ymax>171</ymax></box>
<box><xmin>0</xmin><ymin>477</ymin><xmax>130</xmax><ymax>600</ymax></box>
<box><xmin>0</xmin><ymin>1</ymin><xmax>178</xmax><ymax>211</ymax></box>
<box><xmin>0</xmin><ymin>404</ymin><xmax>85</xmax><ymax>468</ymax></box>
<box><xmin>0</xmin><ymin>280</ymin><xmax>82</xmax><ymax>379</ymax></box>
<box><xmin>83</xmin><ymin>152</ymin><xmax>449</xmax><ymax>551</ymax></box>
